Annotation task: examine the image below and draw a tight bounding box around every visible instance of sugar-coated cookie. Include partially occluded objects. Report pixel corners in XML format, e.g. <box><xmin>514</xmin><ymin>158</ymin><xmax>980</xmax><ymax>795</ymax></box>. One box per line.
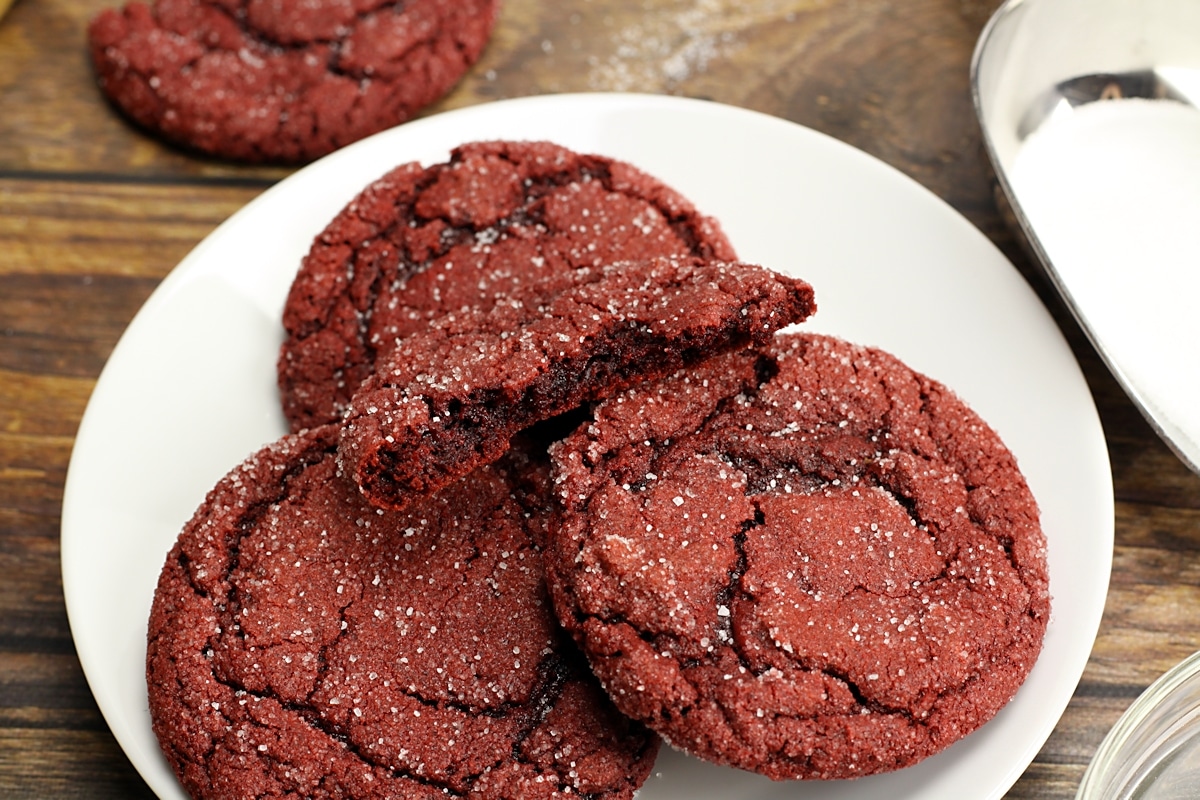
<box><xmin>339</xmin><ymin>255</ymin><xmax>815</xmax><ymax>509</ymax></box>
<box><xmin>88</xmin><ymin>0</ymin><xmax>499</xmax><ymax>162</ymax></box>
<box><xmin>278</xmin><ymin>140</ymin><xmax>737</xmax><ymax>431</ymax></box>
<box><xmin>545</xmin><ymin>333</ymin><xmax>1050</xmax><ymax>780</ymax></box>
<box><xmin>147</xmin><ymin>425</ymin><xmax>658</xmax><ymax>799</ymax></box>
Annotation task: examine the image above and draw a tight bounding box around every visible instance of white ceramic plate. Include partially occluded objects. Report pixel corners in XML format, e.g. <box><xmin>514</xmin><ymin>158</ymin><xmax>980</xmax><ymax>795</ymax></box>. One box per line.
<box><xmin>61</xmin><ymin>93</ymin><xmax>1113</xmax><ymax>800</ymax></box>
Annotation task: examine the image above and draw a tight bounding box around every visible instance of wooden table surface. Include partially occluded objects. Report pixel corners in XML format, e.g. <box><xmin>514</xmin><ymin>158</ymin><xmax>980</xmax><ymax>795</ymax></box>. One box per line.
<box><xmin>3</xmin><ymin>0</ymin><xmax>1199</xmax><ymax>797</ymax></box>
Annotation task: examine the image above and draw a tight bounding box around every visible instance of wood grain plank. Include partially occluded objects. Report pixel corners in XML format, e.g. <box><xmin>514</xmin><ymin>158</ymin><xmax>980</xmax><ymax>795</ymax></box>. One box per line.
<box><xmin>0</xmin><ymin>653</ymin><xmax>102</xmax><ymax>720</ymax></box>
<box><xmin>0</xmin><ymin>274</ymin><xmax>160</xmax><ymax>377</ymax></box>
<box><xmin>0</xmin><ymin>499</ymin><xmax>75</xmax><ymax>651</ymax></box>
<box><xmin>1006</xmin><ymin>761</ymin><xmax>1089</xmax><ymax>799</ymax></box>
<box><xmin>0</xmin><ymin>179</ymin><xmax>264</xmax><ymax>277</ymax></box>
<box><xmin>0</xmin><ymin>730</ymin><xmax>155</xmax><ymax>799</ymax></box>
<box><xmin>0</xmin><ymin>372</ymin><xmax>93</xmax><ymax>437</ymax></box>
<box><xmin>0</xmin><ymin>449</ymin><xmax>70</xmax><ymax>518</ymax></box>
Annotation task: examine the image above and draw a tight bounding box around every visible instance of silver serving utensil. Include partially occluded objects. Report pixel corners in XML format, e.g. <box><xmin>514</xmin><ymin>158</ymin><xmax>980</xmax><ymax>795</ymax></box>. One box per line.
<box><xmin>972</xmin><ymin>0</ymin><xmax>1200</xmax><ymax>473</ymax></box>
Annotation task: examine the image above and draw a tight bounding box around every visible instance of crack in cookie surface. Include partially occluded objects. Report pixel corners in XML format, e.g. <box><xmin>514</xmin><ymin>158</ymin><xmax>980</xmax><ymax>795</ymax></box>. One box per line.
<box><xmin>545</xmin><ymin>333</ymin><xmax>1050</xmax><ymax>781</ymax></box>
<box><xmin>147</xmin><ymin>425</ymin><xmax>657</xmax><ymax>799</ymax></box>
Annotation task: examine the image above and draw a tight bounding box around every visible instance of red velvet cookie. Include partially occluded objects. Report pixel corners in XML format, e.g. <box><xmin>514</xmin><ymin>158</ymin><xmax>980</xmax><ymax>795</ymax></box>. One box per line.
<box><xmin>278</xmin><ymin>140</ymin><xmax>737</xmax><ymax>431</ymax></box>
<box><xmin>147</xmin><ymin>424</ymin><xmax>658</xmax><ymax>800</ymax></box>
<box><xmin>545</xmin><ymin>333</ymin><xmax>1050</xmax><ymax>780</ymax></box>
<box><xmin>88</xmin><ymin>0</ymin><xmax>498</xmax><ymax>162</ymax></box>
<box><xmin>339</xmin><ymin>255</ymin><xmax>815</xmax><ymax>510</ymax></box>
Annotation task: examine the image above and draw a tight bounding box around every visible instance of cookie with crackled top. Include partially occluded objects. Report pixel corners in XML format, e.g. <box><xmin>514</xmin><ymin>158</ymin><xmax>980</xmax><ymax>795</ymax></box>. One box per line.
<box><xmin>147</xmin><ymin>424</ymin><xmax>658</xmax><ymax>800</ymax></box>
<box><xmin>278</xmin><ymin>139</ymin><xmax>738</xmax><ymax>431</ymax></box>
<box><xmin>544</xmin><ymin>332</ymin><xmax>1050</xmax><ymax>780</ymax></box>
<box><xmin>88</xmin><ymin>0</ymin><xmax>499</xmax><ymax>162</ymax></box>
<box><xmin>338</xmin><ymin>254</ymin><xmax>815</xmax><ymax>510</ymax></box>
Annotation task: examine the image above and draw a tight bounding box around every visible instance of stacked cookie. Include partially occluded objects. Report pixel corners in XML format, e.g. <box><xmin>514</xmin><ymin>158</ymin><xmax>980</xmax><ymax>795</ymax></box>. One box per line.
<box><xmin>146</xmin><ymin>141</ymin><xmax>1050</xmax><ymax>799</ymax></box>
